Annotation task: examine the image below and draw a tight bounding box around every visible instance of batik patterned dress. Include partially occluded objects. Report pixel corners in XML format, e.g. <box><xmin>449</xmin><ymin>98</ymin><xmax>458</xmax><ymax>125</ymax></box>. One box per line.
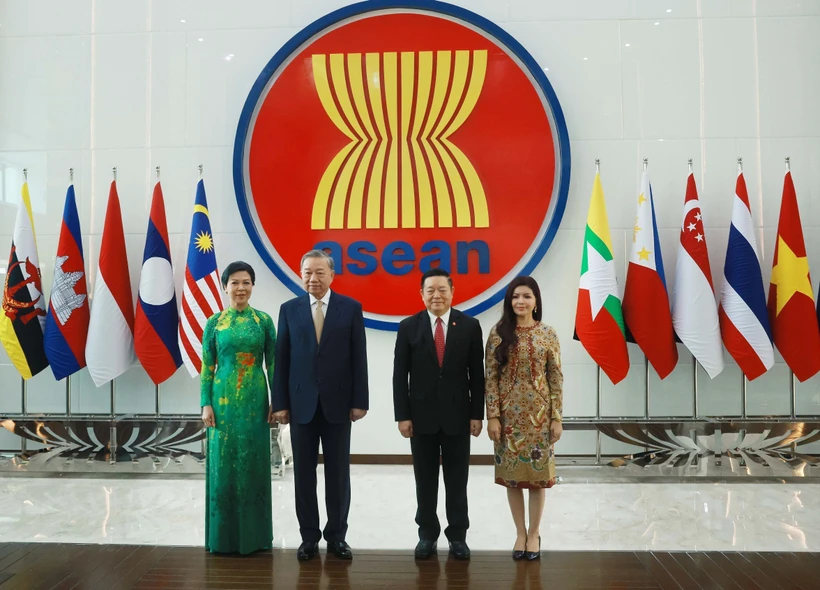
<box><xmin>485</xmin><ymin>323</ymin><xmax>563</xmax><ymax>489</ymax></box>
<box><xmin>201</xmin><ymin>305</ymin><xmax>276</xmax><ymax>554</ymax></box>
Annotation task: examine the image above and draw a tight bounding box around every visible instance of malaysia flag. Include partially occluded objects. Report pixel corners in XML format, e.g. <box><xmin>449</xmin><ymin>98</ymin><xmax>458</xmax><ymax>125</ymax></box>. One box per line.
<box><xmin>178</xmin><ymin>179</ymin><xmax>223</xmax><ymax>377</ymax></box>
<box><xmin>134</xmin><ymin>181</ymin><xmax>182</xmax><ymax>384</ymax></box>
<box><xmin>671</xmin><ymin>172</ymin><xmax>724</xmax><ymax>378</ymax></box>
<box><xmin>718</xmin><ymin>169</ymin><xmax>774</xmax><ymax>380</ymax></box>
<box><xmin>44</xmin><ymin>184</ymin><xmax>90</xmax><ymax>380</ymax></box>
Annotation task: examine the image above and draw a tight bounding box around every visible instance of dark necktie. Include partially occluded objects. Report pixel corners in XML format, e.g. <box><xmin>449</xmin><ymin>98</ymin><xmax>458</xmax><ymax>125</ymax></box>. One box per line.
<box><xmin>434</xmin><ymin>317</ymin><xmax>445</xmax><ymax>367</ymax></box>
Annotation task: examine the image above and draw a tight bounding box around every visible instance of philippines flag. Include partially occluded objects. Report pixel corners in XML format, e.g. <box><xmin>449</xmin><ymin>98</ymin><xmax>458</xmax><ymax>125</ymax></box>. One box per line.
<box><xmin>179</xmin><ymin>179</ymin><xmax>223</xmax><ymax>377</ymax></box>
<box><xmin>135</xmin><ymin>181</ymin><xmax>182</xmax><ymax>384</ymax></box>
<box><xmin>622</xmin><ymin>170</ymin><xmax>679</xmax><ymax>379</ymax></box>
<box><xmin>86</xmin><ymin>181</ymin><xmax>135</xmax><ymax>387</ymax></box>
<box><xmin>44</xmin><ymin>184</ymin><xmax>90</xmax><ymax>380</ymax></box>
<box><xmin>671</xmin><ymin>172</ymin><xmax>724</xmax><ymax>378</ymax></box>
<box><xmin>718</xmin><ymin>169</ymin><xmax>774</xmax><ymax>380</ymax></box>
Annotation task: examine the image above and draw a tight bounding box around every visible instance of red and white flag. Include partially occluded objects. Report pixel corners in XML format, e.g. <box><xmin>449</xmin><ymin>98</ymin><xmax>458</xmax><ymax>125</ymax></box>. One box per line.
<box><xmin>671</xmin><ymin>172</ymin><xmax>724</xmax><ymax>378</ymax></box>
<box><xmin>86</xmin><ymin>181</ymin><xmax>136</xmax><ymax>386</ymax></box>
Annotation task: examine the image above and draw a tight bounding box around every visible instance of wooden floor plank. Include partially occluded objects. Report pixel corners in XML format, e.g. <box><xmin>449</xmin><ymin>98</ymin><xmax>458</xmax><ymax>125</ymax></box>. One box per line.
<box><xmin>0</xmin><ymin>543</ymin><xmax>812</xmax><ymax>589</ymax></box>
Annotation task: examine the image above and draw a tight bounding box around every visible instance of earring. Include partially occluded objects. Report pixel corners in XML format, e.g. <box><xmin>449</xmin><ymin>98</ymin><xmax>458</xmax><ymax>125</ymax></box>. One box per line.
<box><xmin>534</xmin><ymin>307</ymin><xmax>538</xmax><ymax>313</ymax></box>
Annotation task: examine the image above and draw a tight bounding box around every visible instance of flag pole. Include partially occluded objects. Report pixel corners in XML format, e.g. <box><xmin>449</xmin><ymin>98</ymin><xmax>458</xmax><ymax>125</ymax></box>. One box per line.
<box><xmin>20</xmin><ymin>169</ymin><xmax>29</xmax><ymax>424</ymax></box>
<box><xmin>594</xmin><ymin>157</ymin><xmax>603</xmax><ymax>463</ymax></box>
<box><xmin>785</xmin><ymin>157</ymin><xmax>797</xmax><ymax>419</ymax></box>
<box><xmin>198</xmin><ymin>164</ymin><xmax>203</xmax><ymax>180</ymax></box>
<box><xmin>687</xmin><ymin>158</ymin><xmax>701</xmax><ymax>418</ymax></box>
<box><xmin>737</xmin><ymin>157</ymin><xmax>748</xmax><ymax>420</ymax></box>
<box><xmin>642</xmin><ymin>157</ymin><xmax>649</xmax><ymax>420</ymax></box>
<box><xmin>67</xmin><ymin>167</ymin><xmax>75</xmax><ymax>417</ymax></box>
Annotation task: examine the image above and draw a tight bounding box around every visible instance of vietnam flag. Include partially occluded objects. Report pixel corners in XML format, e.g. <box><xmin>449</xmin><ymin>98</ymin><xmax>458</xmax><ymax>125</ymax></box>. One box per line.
<box><xmin>622</xmin><ymin>170</ymin><xmax>679</xmax><ymax>379</ymax></box>
<box><xmin>768</xmin><ymin>169</ymin><xmax>820</xmax><ymax>381</ymax></box>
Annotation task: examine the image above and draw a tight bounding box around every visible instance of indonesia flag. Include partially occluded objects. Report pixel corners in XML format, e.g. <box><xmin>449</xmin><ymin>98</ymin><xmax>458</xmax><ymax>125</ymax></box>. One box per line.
<box><xmin>178</xmin><ymin>179</ymin><xmax>223</xmax><ymax>377</ymax></box>
<box><xmin>44</xmin><ymin>184</ymin><xmax>90</xmax><ymax>380</ymax></box>
<box><xmin>86</xmin><ymin>181</ymin><xmax>135</xmax><ymax>387</ymax></box>
<box><xmin>622</xmin><ymin>169</ymin><xmax>678</xmax><ymax>379</ymax></box>
<box><xmin>135</xmin><ymin>181</ymin><xmax>182</xmax><ymax>384</ymax></box>
<box><xmin>718</xmin><ymin>169</ymin><xmax>774</xmax><ymax>380</ymax></box>
<box><xmin>671</xmin><ymin>172</ymin><xmax>724</xmax><ymax>378</ymax></box>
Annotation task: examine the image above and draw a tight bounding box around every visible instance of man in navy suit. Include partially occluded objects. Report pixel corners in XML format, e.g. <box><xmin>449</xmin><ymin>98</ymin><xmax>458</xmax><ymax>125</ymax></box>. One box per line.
<box><xmin>393</xmin><ymin>268</ymin><xmax>485</xmax><ymax>561</ymax></box>
<box><xmin>272</xmin><ymin>249</ymin><xmax>369</xmax><ymax>561</ymax></box>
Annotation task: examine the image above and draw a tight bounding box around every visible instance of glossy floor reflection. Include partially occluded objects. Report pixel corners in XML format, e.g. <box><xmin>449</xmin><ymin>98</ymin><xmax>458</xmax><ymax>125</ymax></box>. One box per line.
<box><xmin>0</xmin><ymin>465</ymin><xmax>818</xmax><ymax>552</ymax></box>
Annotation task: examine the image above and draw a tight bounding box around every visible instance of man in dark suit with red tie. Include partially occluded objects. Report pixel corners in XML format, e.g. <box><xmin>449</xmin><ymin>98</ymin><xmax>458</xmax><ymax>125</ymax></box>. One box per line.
<box><xmin>392</xmin><ymin>268</ymin><xmax>485</xmax><ymax>560</ymax></box>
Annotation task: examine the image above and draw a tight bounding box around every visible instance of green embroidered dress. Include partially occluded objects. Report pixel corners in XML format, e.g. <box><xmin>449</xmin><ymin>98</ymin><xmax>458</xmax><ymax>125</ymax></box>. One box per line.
<box><xmin>200</xmin><ymin>306</ymin><xmax>276</xmax><ymax>554</ymax></box>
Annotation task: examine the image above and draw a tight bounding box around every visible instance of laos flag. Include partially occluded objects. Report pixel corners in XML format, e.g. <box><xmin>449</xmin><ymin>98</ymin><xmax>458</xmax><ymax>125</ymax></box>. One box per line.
<box><xmin>135</xmin><ymin>181</ymin><xmax>182</xmax><ymax>384</ymax></box>
<box><xmin>44</xmin><ymin>184</ymin><xmax>90</xmax><ymax>380</ymax></box>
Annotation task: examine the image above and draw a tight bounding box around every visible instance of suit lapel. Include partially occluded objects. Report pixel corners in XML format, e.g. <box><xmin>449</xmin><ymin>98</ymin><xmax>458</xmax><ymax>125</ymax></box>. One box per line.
<box><xmin>441</xmin><ymin>309</ymin><xmax>461</xmax><ymax>369</ymax></box>
<box><xmin>298</xmin><ymin>295</ymin><xmax>318</xmax><ymax>353</ymax></box>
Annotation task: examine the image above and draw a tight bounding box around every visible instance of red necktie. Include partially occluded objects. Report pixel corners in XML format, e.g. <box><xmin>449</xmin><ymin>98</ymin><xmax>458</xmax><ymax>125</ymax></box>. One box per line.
<box><xmin>434</xmin><ymin>317</ymin><xmax>445</xmax><ymax>367</ymax></box>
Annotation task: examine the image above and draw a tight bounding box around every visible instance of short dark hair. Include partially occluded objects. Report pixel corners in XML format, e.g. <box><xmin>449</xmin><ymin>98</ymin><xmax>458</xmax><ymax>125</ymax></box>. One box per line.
<box><xmin>221</xmin><ymin>261</ymin><xmax>255</xmax><ymax>288</ymax></box>
<box><xmin>421</xmin><ymin>267</ymin><xmax>453</xmax><ymax>289</ymax></box>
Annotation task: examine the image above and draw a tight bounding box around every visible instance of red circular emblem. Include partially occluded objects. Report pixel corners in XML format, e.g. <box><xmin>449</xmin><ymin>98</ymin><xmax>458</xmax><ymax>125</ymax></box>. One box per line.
<box><xmin>234</xmin><ymin>1</ymin><xmax>570</xmax><ymax>329</ymax></box>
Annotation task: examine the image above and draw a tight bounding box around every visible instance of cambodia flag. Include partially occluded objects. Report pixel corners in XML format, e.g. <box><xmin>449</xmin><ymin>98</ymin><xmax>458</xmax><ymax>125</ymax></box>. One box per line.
<box><xmin>44</xmin><ymin>184</ymin><xmax>90</xmax><ymax>380</ymax></box>
<box><xmin>134</xmin><ymin>182</ymin><xmax>182</xmax><ymax>384</ymax></box>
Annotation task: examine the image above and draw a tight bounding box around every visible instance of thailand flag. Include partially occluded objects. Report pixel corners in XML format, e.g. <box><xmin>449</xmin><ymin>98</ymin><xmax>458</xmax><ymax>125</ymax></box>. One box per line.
<box><xmin>134</xmin><ymin>182</ymin><xmax>182</xmax><ymax>384</ymax></box>
<box><xmin>86</xmin><ymin>181</ymin><xmax>135</xmax><ymax>387</ymax></box>
<box><xmin>719</xmin><ymin>170</ymin><xmax>774</xmax><ymax>380</ymax></box>
<box><xmin>44</xmin><ymin>184</ymin><xmax>90</xmax><ymax>380</ymax></box>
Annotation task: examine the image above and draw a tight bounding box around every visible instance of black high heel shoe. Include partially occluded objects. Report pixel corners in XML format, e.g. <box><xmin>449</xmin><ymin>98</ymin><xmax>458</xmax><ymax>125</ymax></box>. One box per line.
<box><xmin>512</xmin><ymin>536</ymin><xmax>526</xmax><ymax>560</ymax></box>
<box><xmin>524</xmin><ymin>535</ymin><xmax>541</xmax><ymax>561</ymax></box>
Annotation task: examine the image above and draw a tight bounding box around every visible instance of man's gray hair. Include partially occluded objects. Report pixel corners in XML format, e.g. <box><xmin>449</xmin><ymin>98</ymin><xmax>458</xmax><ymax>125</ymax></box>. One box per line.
<box><xmin>301</xmin><ymin>249</ymin><xmax>335</xmax><ymax>271</ymax></box>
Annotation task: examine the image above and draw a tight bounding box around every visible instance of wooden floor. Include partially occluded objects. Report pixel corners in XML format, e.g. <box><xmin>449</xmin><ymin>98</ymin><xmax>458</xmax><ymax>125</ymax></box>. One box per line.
<box><xmin>0</xmin><ymin>543</ymin><xmax>818</xmax><ymax>589</ymax></box>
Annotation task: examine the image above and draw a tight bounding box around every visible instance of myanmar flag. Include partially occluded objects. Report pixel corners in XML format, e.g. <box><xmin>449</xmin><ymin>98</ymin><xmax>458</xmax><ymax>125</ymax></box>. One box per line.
<box><xmin>575</xmin><ymin>171</ymin><xmax>629</xmax><ymax>384</ymax></box>
<box><xmin>768</xmin><ymin>169</ymin><xmax>820</xmax><ymax>382</ymax></box>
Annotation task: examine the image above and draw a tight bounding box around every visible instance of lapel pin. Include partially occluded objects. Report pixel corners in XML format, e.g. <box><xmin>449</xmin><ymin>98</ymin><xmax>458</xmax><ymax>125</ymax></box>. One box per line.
<box><xmin>452</xmin><ymin>322</ymin><xmax>456</xmax><ymax>326</ymax></box>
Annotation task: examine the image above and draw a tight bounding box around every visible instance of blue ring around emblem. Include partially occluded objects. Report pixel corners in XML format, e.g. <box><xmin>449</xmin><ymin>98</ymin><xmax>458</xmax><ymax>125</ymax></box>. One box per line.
<box><xmin>233</xmin><ymin>0</ymin><xmax>571</xmax><ymax>331</ymax></box>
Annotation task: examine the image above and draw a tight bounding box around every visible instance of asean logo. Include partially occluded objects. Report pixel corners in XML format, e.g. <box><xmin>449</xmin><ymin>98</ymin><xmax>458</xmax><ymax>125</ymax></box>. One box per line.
<box><xmin>234</xmin><ymin>0</ymin><xmax>570</xmax><ymax>330</ymax></box>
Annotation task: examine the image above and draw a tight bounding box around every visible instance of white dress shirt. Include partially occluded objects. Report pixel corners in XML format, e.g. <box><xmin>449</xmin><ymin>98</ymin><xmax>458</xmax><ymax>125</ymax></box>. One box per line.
<box><xmin>427</xmin><ymin>308</ymin><xmax>451</xmax><ymax>341</ymax></box>
<box><xmin>309</xmin><ymin>290</ymin><xmax>331</xmax><ymax>318</ymax></box>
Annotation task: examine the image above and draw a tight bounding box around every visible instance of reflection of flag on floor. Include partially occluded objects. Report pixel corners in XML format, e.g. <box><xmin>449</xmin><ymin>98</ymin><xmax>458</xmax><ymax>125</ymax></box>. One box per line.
<box><xmin>44</xmin><ymin>184</ymin><xmax>90</xmax><ymax>380</ymax></box>
<box><xmin>179</xmin><ymin>180</ymin><xmax>223</xmax><ymax>377</ymax></box>
<box><xmin>719</xmin><ymin>170</ymin><xmax>773</xmax><ymax>380</ymax></box>
<box><xmin>135</xmin><ymin>181</ymin><xmax>182</xmax><ymax>384</ymax></box>
<box><xmin>575</xmin><ymin>171</ymin><xmax>629</xmax><ymax>384</ymax></box>
<box><xmin>86</xmin><ymin>181</ymin><xmax>135</xmax><ymax>387</ymax></box>
<box><xmin>671</xmin><ymin>173</ymin><xmax>724</xmax><ymax>378</ymax></box>
<box><xmin>768</xmin><ymin>169</ymin><xmax>820</xmax><ymax>382</ymax></box>
<box><xmin>0</xmin><ymin>181</ymin><xmax>49</xmax><ymax>379</ymax></box>
<box><xmin>622</xmin><ymin>170</ymin><xmax>678</xmax><ymax>379</ymax></box>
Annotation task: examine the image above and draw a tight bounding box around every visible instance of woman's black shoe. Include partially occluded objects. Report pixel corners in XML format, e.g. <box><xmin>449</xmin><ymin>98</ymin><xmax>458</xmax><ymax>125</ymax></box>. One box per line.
<box><xmin>524</xmin><ymin>535</ymin><xmax>541</xmax><ymax>561</ymax></box>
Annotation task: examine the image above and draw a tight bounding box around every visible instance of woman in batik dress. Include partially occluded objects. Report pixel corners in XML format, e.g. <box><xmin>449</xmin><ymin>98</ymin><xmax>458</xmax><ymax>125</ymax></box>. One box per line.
<box><xmin>486</xmin><ymin>276</ymin><xmax>563</xmax><ymax>562</ymax></box>
<box><xmin>200</xmin><ymin>261</ymin><xmax>276</xmax><ymax>554</ymax></box>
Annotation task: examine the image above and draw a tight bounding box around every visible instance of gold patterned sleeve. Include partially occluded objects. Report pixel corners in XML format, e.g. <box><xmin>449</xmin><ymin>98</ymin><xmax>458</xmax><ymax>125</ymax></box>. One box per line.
<box><xmin>200</xmin><ymin>314</ymin><xmax>217</xmax><ymax>408</ymax></box>
<box><xmin>485</xmin><ymin>326</ymin><xmax>501</xmax><ymax>419</ymax></box>
<box><xmin>546</xmin><ymin>326</ymin><xmax>563</xmax><ymax>422</ymax></box>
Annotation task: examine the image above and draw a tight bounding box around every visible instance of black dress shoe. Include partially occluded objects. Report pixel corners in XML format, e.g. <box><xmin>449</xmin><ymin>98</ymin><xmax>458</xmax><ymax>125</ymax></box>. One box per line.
<box><xmin>512</xmin><ymin>547</ymin><xmax>526</xmax><ymax>561</ymax></box>
<box><xmin>524</xmin><ymin>535</ymin><xmax>541</xmax><ymax>561</ymax></box>
<box><xmin>327</xmin><ymin>541</ymin><xmax>353</xmax><ymax>560</ymax></box>
<box><xmin>297</xmin><ymin>541</ymin><xmax>319</xmax><ymax>561</ymax></box>
<box><xmin>448</xmin><ymin>541</ymin><xmax>471</xmax><ymax>560</ymax></box>
<box><xmin>414</xmin><ymin>539</ymin><xmax>437</xmax><ymax>559</ymax></box>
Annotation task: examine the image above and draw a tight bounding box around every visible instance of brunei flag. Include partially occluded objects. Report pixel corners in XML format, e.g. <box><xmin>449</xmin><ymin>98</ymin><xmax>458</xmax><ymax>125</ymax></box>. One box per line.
<box><xmin>1</xmin><ymin>181</ymin><xmax>49</xmax><ymax>379</ymax></box>
<box><xmin>575</xmin><ymin>171</ymin><xmax>629</xmax><ymax>384</ymax></box>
